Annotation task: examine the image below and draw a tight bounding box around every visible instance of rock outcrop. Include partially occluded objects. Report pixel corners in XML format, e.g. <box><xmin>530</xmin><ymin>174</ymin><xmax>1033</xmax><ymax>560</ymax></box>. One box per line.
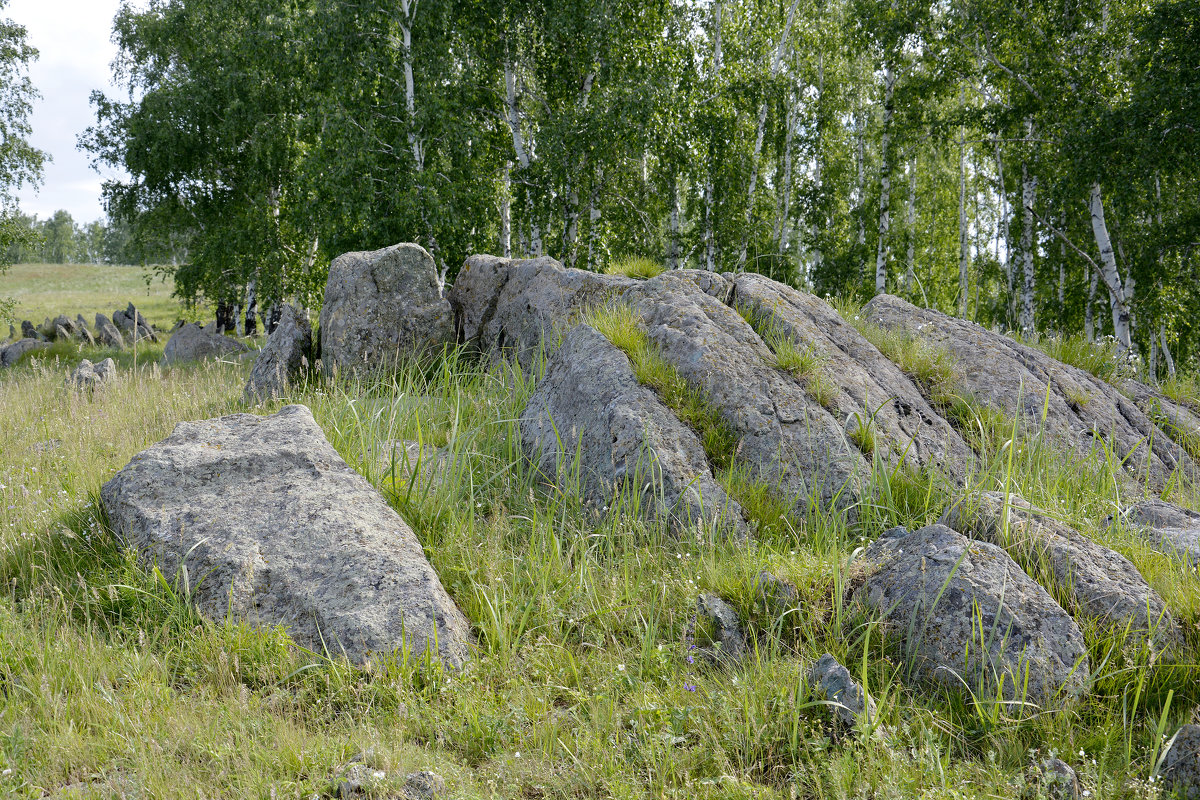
<box><xmin>0</xmin><ymin>338</ymin><xmax>49</xmax><ymax>368</ymax></box>
<box><xmin>861</xmin><ymin>294</ymin><xmax>1190</xmax><ymax>487</ymax></box>
<box><xmin>101</xmin><ymin>404</ymin><xmax>470</xmax><ymax>667</ymax></box>
<box><xmin>66</xmin><ymin>358</ymin><xmax>117</xmax><ymax>392</ymax></box>
<box><xmin>943</xmin><ymin>491</ymin><xmax>1177</xmax><ymax>645</ymax></box>
<box><xmin>244</xmin><ymin>304</ymin><xmax>312</xmax><ymax>401</ymax></box>
<box><xmin>1118</xmin><ymin>498</ymin><xmax>1200</xmax><ymax>564</ymax></box>
<box><xmin>852</xmin><ymin>524</ymin><xmax>1089</xmax><ymax>705</ymax></box>
<box><xmin>730</xmin><ymin>274</ymin><xmax>974</xmax><ymax>478</ymax></box>
<box><xmin>320</xmin><ymin>243</ymin><xmax>454</xmax><ymax>377</ymax></box>
<box><xmin>94</xmin><ymin>314</ymin><xmax>125</xmax><ymax>350</ymax></box>
<box><xmin>519</xmin><ymin>324</ymin><xmax>748</xmax><ymax>536</ymax></box>
<box><xmin>162</xmin><ymin>322</ymin><xmax>248</xmax><ymax>364</ymax></box>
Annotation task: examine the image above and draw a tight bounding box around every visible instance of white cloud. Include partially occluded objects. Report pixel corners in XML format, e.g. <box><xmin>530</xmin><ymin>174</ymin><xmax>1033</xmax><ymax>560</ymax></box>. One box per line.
<box><xmin>6</xmin><ymin>0</ymin><xmax>129</xmax><ymax>223</ymax></box>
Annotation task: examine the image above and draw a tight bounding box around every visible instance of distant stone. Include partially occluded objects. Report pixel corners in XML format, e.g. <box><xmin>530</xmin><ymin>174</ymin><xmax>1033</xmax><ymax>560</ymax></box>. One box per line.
<box><xmin>693</xmin><ymin>593</ymin><xmax>748</xmax><ymax>664</ymax></box>
<box><xmin>809</xmin><ymin>653</ymin><xmax>878</xmax><ymax>729</ymax></box>
<box><xmin>94</xmin><ymin>314</ymin><xmax>126</xmax><ymax>350</ymax></box>
<box><xmin>162</xmin><ymin>322</ymin><xmax>247</xmax><ymax>364</ymax></box>
<box><xmin>336</xmin><ymin>763</ymin><xmax>387</xmax><ymax>798</ymax></box>
<box><xmin>21</xmin><ymin>320</ymin><xmax>45</xmax><ymax>342</ymax></box>
<box><xmin>1119</xmin><ymin>498</ymin><xmax>1200</xmax><ymax>565</ymax></box>
<box><xmin>75</xmin><ymin>314</ymin><xmax>89</xmax><ymax>332</ymax></box>
<box><xmin>320</xmin><ymin>243</ymin><xmax>454</xmax><ymax>377</ymax></box>
<box><xmin>55</xmin><ymin>324</ymin><xmax>72</xmax><ymax>342</ymax></box>
<box><xmin>0</xmin><ymin>338</ymin><xmax>50</xmax><ymax>368</ymax></box>
<box><xmin>244</xmin><ymin>304</ymin><xmax>312</xmax><ymax>401</ymax></box>
<box><xmin>100</xmin><ymin>404</ymin><xmax>470</xmax><ymax>667</ymax></box>
<box><xmin>1160</xmin><ymin>724</ymin><xmax>1200</xmax><ymax>799</ymax></box>
<box><xmin>852</xmin><ymin>524</ymin><xmax>1089</xmax><ymax>706</ymax></box>
<box><xmin>67</xmin><ymin>358</ymin><xmax>118</xmax><ymax>392</ymax></box>
<box><xmin>52</xmin><ymin>315</ymin><xmax>77</xmax><ymax>336</ymax></box>
<box><xmin>402</xmin><ymin>771</ymin><xmax>446</xmax><ymax>800</ymax></box>
<box><xmin>943</xmin><ymin>491</ymin><xmax>1178</xmax><ymax>646</ymax></box>
<box><xmin>755</xmin><ymin>572</ymin><xmax>800</xmax><ymax>616</ymax></box>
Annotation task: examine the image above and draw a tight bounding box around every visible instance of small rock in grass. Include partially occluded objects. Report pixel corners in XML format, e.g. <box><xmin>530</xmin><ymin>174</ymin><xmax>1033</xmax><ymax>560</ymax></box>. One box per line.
<box><xmin>809</xmin><ymin>652</ymin><xmax>878</xmax><ymax>730</ymax></box>
<box><xmin>67</xmin><ymin>358</ymin><xmax>118</xmax><ymax>393</ymax></box>
<box><xmin>402</xmin><ymin>771</ymin><xmax>446</xmax><ymax>800</ymax></box>
<box><xmin>1027</xmin><ymin>757</ymin><xmax>1080</xmax><ymax>800</ymax></box>
<box><xmin>94</xmin><ymin>314</ymin><xmax>126</xmax><ymax>350</ymax></box>
<box><xmin>755</xmin><ymin>571</ymin><xmax>799</xmax><ymax>616</ymax></box>
<box><xmin>1160</xmin><ymin>724</ymin><xmax>1200</xmax><ymax>799</ymax></box>
<box><xmin>336</xmin><ymin>763</ymin><xmax>387</xmax><ymax>798</ymax></box>
<box><xmin>692</xmin><ymin>592</ymin><xmax>749</xmax><ymax>664</ymax></box>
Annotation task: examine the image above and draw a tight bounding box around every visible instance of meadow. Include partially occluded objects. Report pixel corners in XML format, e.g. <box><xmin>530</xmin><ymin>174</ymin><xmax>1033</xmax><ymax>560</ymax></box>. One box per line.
<box><xmin>0</xmin><ymin>264</ymin><xmax>1197</xmax><ymax>798</ymax></box>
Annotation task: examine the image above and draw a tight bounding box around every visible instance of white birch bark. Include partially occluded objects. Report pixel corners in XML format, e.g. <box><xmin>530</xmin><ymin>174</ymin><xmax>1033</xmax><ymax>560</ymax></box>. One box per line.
<box><xmin>958</xmin><ymin>115</ymin><xmax>969</xmax><ymax>317</ymax></box>
<box><xmin>1020</xmin><ymin>162</ymin><xmax>1036</xmax><ymax>333</ymax></box>
<box><xmin>504</xmin><ymin>57</ymin><xmax>541</xmax><ymax>256</ymax></box>
<box><xmin>1085</xmin><ymin>266</ymin><xmax>1098</xmax><ymax>340</ymax></box>
<box><xmin>399</xmin><ymin>0</ymin><xmax>423</xmax><ymax>172</ymax></box>
<box><xmin>874</xmin><ymin>65</ymin><xmax>896</xmax><ymax>295</ymax></box>
<box><xmin>1087</xmin><ymin>182</ymin><xmax>1132</xmax><ymax>350</ymax></box>
<box><xmin>904</xmin><ymin>158</ymin><xmax>917</xmax><ymax>292</ymax></box>
<box><xmin>703</xmin><ymin>1</ymin><xmax>723</xmax><ymax>272</ymax></box>
<box><xmin>668</xmin><ymin>176</ymin><xmax>681</xmax><ymax>269</ymax></box>
<box><xmin>1161</xmin><ymin>325</ymin><xmax>1177</xmax><ymax>378</ymax></box>
<box><xmin>500</xmin><ymin>162</ymin><xmax>512</xmax><ymax>258</ymax></box>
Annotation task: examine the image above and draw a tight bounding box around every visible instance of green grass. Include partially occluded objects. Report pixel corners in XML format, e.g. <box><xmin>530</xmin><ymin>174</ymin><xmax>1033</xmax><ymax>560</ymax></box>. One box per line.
<box><xmin>1162</xmin><ymin>374</ymin><xmax>1200</xmax><ymax>410</ymax></box>
<box><xmin>735</xmin><ymin>304</ymin><xmax>839</xmax><ymax>411</ymax></box>
<box><xmin>2</xmin><ymin>279</ymin><xmax>1200</xmax><ymax>797</ymax></box>
<box><xmin>604</xmin><ymin>256</ymin><xmax>665</xmax><ymax>280</ymax></box>
<box><xmin>2</xmin><ymin>262</ymin><xmax>208</xmax><ymax>332</ymax></box>
<box><xmin>1025</xmin><ymin>333</ymin><xmax>1129</xmax><ymax>384</ymax></box>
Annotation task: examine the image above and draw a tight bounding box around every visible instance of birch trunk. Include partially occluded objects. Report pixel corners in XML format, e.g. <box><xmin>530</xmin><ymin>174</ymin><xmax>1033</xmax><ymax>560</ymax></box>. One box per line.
<box><xmin>703</xmin><ymin>2</ymin><xmax>723</xmax><ymax>272</ymax></box>
<box><xmin>958</xmin><ymin>115</ymin><xmax>969</xmax><ymax>317</ymax></box>
<box><xmin>855</xmin><ymin>111</ymin><xmax>866</xmax><ymax>249</ymax></box>
<box><xmin>1087</xmin><ymin>182</ymin><xmax>1132</xmax><ymax>350</ymax></box>
<box><xmin>904</xmin><ymin>158</ymin><xmax>916</xmax><ymax>292</ymax></box>
<box><xmin>504</xmin><ymin>57</ymin><xmax>541</xmax><ymax>256</ymax></box>
<box><xmin>500</xmin><ymin>162</ymin><xmax>512</xmax><ymax>258</ymax></box>
<box><xmin>811</xmin><ymin>53</ymin><xmax>825</xmax><ymax>277</ymax></box>
<box><xmin>587</xmin><ymin>177</ymin><xmax>603</xmax><ymax>268</ymax></box>
<box><xmin>668</xmin><ymin>175</ymin><xmax>681</xmax><ymax>269</ymax></box>
<box><xmin>1019</xmin><ymin>162</ymin><xmax>1036</xmax><ymax>333</ymax></box>
<box><xmin>1084</xmin><ymin>266</ymin><xmax>1098</xmax><ymax>340</ymax></box>
<box><xmin>1161</xmin><ymin>325</ymin><xmax>1177</xmax><ymax>378</ymax></box>
<box><xmin>874</xmin><ymin>65</ymin><xmax>896</xmax><ymax>295</ymax></box>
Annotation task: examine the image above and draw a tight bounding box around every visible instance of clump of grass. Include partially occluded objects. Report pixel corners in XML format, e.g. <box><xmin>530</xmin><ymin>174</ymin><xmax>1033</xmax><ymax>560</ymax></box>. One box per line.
<box><xmin>605</xmin><ymin>256</ymin><xmax>665</xmax><ymax>280</ymax></box>
<box><xmin>1162</xmin><ymin>374</ymin><xmax>1200</xmax><ymax>410</ymax></box>
<box><xmin>718</xmin><ymin>465</ymin><xmax>802</xmax><ymax>541</ymax></box>
<box><xmin>736</xmin><ymin>303</ymin><xmax>839</xmax><ymax>410</ymax></box>
<box><xmin>1028</xmin><ymin>333</ymin><xmax>1130</xmax><ymax>383</ymax></box>
<box><xmin>586</xmin><ymin>304</ymin><xmax>738</xmax><ymax>468</ymax></box>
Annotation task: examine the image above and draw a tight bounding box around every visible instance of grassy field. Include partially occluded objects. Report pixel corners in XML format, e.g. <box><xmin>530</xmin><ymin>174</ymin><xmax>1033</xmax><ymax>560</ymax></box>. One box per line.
<box><xmin>1</xmin><ymin>262</ymin><xmax>209</xmax><ymax>332</ymax></box>
<box><xmin>1</xmin><ymin>266</ymin><xmax>1199</xmax><ymax>798</ymax></box>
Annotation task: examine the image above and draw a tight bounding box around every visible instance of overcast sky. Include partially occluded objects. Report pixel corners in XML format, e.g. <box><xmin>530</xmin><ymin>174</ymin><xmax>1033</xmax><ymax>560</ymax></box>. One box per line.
<box><xmin>8</xmin><ymin>0</ymin><xmax>129</xmax><ymax>223</ymax></box>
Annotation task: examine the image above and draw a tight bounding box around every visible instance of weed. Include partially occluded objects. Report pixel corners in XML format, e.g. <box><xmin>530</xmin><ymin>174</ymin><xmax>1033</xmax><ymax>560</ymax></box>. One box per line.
<box><xmin>605</xmin><ymin>256</ymin><xmax>665</xmax><ymax>280</ymax></box>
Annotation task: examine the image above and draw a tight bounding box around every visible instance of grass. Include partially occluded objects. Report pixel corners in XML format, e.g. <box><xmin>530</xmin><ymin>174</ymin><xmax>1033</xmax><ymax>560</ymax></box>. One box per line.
<box><xmin>605</xmin><ymin>256</ymin><xmax>665</xmax><ymax>280</ymax></box>
<box><xmin>735</xmin><ymin>304</ymin><xmax>839</xmax><ymax>411</ymax></box>
<box><xmin>2</xmin><ymin>262</ymin><xmax>209</xmax><ymax>333</ymax></box>
<box><xmin>2</xmin><ymin>271</ymin><xmax>1200</xmax><ymax>797</ymax></box>
<box><xmin>1025</xmin><ymin>333</ymin><xmax>1130</xmax><ymax>384</ymax></box>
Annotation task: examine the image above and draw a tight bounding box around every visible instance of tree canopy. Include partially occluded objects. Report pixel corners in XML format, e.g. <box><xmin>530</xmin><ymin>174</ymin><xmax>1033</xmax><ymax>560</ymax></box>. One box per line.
<box><xmin>84</xmin><ymin>0</ymin><xmax>1200</xmax><ymax>371</ymax></box>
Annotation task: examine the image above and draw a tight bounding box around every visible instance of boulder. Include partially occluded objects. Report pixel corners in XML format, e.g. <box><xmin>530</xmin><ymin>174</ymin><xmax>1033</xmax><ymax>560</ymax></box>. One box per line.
<box><xmin>860</xmin><ymin>294</ymin><xmax>1190</xmax><ymax>488</ymax></box>
<box><xmin>731</xmin><ymin>274</ymin><xmax>974</xmax><ymax>478</ymax></box>
<box><xmin>851</xmin><ymin>524</ymin><xmax>1089</xmax><ymax>705</ymax></box>
<box><xmin>401</xmin><ymin>771</ymin><xmax>446</xmax><ymax>800</ymax></box>
<box><xmin>113</xmin><ymin>307</ymin><xmax>156</xmax><ymax>342</ymax></box>
<box><xmin>519</xmin><ymin>324</ymin><xmax>748</xmax><ymax>536</ymax></box>
<box><xmin>628</xmin><ymin>272</ymin><xmax>867</xmax><ymax>514</ymax></box>
<box><xmin>52</xmin><ymin>315</ymin><xmax>77</xmax><ymax>336</ymax></box>
<box><xmin>1160</xmin><ymin>724</ymin><xmax>1200</xmax><ymax>799</ymax></box>
<box><xmin>162</xmin><ymin>322</ymin><xmax>248</xmax><ymax>364</ymax></box>
<box><xmin>1030</xmin><ymin>757</ymin><xmax>1081</xmax><ymax>800</ymax></box>
<box><xmin>75</xmin><ymin>314</ymin><xmax>89</xmax><ymax>333</ymax></box>
<box><xmin>692</xmin><ymin>592</ymin><xmax>749</xmax><ymax>664</ymax></box>
<box><xmin>943</xmin><ymin>491</ymin><xmax>1177</xmax><ymax>645</ymax></box>
<box><xmin>0</xmin><ymin>338</ymin><xmax>50</xmax><ymax>368</ymax></box>
<box><xmin>1122</xmin><ymin>379</ymin><xmax>1200</xmax><ymax>460</ymax></box>
<box><xmin>1118</xmin><ymin>498</ymin><xmax>1200</xmax><ymax>564</ymax></box>
<box><xmin>66</xmin><ymin>358</ymin><xmax>117</xmax><ymax>392</ymax></box>
<box><xmin>77</xmin><ymin>326</ymin><xmax>95</xmax><ymax>347</ymax></box>
<box><xmin>243</xmin><ymin>304</ymin><xmax>312</xmax><ymax>401</ymax></box>
<box><xmin>100</xmin><ymin>404</ymin><xmax>471</xmax><ymax>667</ymax></box>
<box><xmin>809</xmin><ymin>653</ymin><xmax>878</xmax><ymax>729</ymax></box>
<box><xmin>447</xmin><ymin>254</ymin><xmax>634</xmax><ymax>368</ymax></box>
<box><xmin>319</xmin><ymin>243</ymin><xmax>454</xmax><ymax>377</ymax></box>
<box><xmin>54</xmin><ymin>324</ymin><xmax>72</xmax><ymax>342</ymax></box>
<box><xmin>21</xmin><ymin>320</ymin><xmax>45</xmax><ymax>342</ymax></box>
<box><xmin>94</xmin><ymin>314</ymin><xmax>126</xmax><ymax>350</ymax></box>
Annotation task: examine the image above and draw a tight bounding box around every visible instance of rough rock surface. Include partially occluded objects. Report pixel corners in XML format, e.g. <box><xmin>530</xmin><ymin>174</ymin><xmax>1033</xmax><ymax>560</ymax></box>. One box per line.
<box><xmin>755</xmin><ymin>571</ymin><xmax>800</xmax><ymax>616</ymax></box>
<box><xmin>1122</xmin><ymin>379</ymin><xmax>1200</xmax><ymax>459</ymax></box>
<box><xmin>731</xmin><ymin>274</ymin><xmax>974</xmax><ymax>478</ymax></box>
<box><xmin>320</xmin><ymin>243</ymin><xmax>453</xmax><ymax>376</ymax></box>
<box><xmin>94</xmin><ymin>314</ymin><xmax>126</xmax><ymax>350</ymax></box>
<box><xmin>628</xmin><ymin>272</ymin><xmax>867</xmax><ymax>513</ymax></box>
<box><xmin>520</xmin><ymin>324</ymin><xmax>748</xmax><ymax>535</ymax></box>
<box><xmin>448</xmin><ymin>254</ymin><xmax>635</xmax><ymax>368</ymax></box>
<box><xmin>0</xmin><ymin>338</ymin><xmax>49</xmax><ymax>367</ymax></box>
<box><xmin>1161</xmin><ymin>724</ymin><xmax>1200</xmax><ymax>799</ymax></box>
<box><xmin>244</xmin><ymin>304</ymin><xmax>312</xmax><ymax>401</ymax></box>
<box><xmin>809</xmin><ymin>653</ymin><xmax>878</xmax><ymax>729</ymax></box>
<box><xmin>52</xmin><ymin>315</ymin><xmax>77</xmax><ymax>336</ymax></box>
<box><xmin>861</xmin><ymin>294</ymin><xmax>1189</xmax><ymax>487</ymax></box>
<box><xmin>21</xmin><ymin>320</ymin><xmax>44</xmax><ymax>341</ymax></box>
<box><xmin>943</xmin><ymin>491</ymin><xmax>1177</xmax><ymax>644</ymax></box>
<box><xmin>100</xmin><ymin>404</ymin><xmax>470</xmax><ymax>667</ymax></box>
<box><xmin>1119</xmin><ymin>498</ymin><xmax>1200</xmax><ymax>564</ymax></box>
<box><xmin>852</xmin><ymin>524</ymin><xmax>1089</xmax><ymax>705</ymax></box>
<box><xmin>162</xmin><ymin>322</ymin><xmax>248</xmax><ymax>364</ymax></box>
<box><xmin>401</xmin><ymin>771</ymin><xmax>446</xmax><ymax>800</ymax></box>
<box><xmin>1030</xmin><ymin>757</ymin><xmax>1081</xmax><ymax>800</ymax></box>
<box><xmin>693</xmin><ymin>592</ymin><xmax>749</xmax><ymax>664</ymax></box>
<box><xmin>113</xmin><ymin>305</ymin><xmax>157</xmax><ymax>342</ymax></box>
<box><xmin>54</xmin><ymin>324</ymin><xmax>72</xmax><ymax>342</ymax></box>
<box><xmin>67</xmin><ymin>358</ymin><xmax>117</xmax><ymax>392</ymax></box>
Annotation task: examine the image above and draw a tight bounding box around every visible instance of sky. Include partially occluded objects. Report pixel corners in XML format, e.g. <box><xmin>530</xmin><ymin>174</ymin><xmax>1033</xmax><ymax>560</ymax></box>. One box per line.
<box><xmin>8</xmin><ymin>0</ymin><xmax>129</xmax><ymax>224</ymax></box>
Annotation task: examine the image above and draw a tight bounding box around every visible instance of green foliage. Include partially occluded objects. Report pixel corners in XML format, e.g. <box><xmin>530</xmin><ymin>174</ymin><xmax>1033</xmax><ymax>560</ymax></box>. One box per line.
<box><xmin>606</xmin><ymin>256</ymin><xmax>666</xmax><ymax>280</ymax></box>
<box><xmin>736</xmin><ymin>304</ymin><xmax>839</xmax><ymax>410</ymax></box>
<box><xmin>1027</xmin><ymin>333</ymin><xmax>1129</xmax><ymax>383</ymax></box>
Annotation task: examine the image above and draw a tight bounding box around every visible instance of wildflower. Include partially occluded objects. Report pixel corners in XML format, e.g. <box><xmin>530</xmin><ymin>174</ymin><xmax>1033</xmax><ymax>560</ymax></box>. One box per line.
<box><xmin>686</xmin><ymin>654</ymin><xmax>694</xmax><ymax>664</ymax></box>
<box><xmin>684</xmin><ymin>684</ymin><xmax>697</xmax><ymax>692</ymax></box>
<box><xmin>617</xmin><ymin>664</ymin><xmax>625</xmax><ymax>672</ymax></box>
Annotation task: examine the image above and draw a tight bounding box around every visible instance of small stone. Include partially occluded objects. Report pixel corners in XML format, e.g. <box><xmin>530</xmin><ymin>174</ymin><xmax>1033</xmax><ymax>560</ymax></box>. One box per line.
<box><xmin>402</xmin><ymin>771</ymin><xmax>446</xmax><ymax>800</ymax></box>
<box><xmin>336</xmin><ymin>763</ymin><xmax>386</xmax><ymax>798</ymax></box>
<box><xmin>1161</xmin><ymin>724</ymin><xmax>1200</xmax><ymax>799</ymax></box>
<box><xmin>94</xmin><ymin>314</ymin><xmax>126</xmax><ymax>350</ymax></box>
<box><xmin>692</xmin><ymin>592</ymin><xmax>748</xmax><ymax>664</ymax></box>
<box><xmin>67</xmin><ymin>358</ymin><xmax>118</xmax><ymax>392</ymax></box>
<box><xmin>1028</xmin><ymin>757</ymin><xmax>1080</xmax><ymax>800</ymax></box>
<box><xmin>809</xmin><ymin>652</ymin><xmax>878</xmax><ymax>730</ymax></box>
<box><xmin>755</xmin><ymin>571</ymin><xmax>799</xmax><ymax>616</ymax></box>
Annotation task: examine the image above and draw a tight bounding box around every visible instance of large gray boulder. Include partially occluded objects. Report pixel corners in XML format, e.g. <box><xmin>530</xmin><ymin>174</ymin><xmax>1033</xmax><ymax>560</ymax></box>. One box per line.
<box><xmin>860</xmin><ymin>294</ymin><xmax>1189</xmax><ymax>487</ymax></box>
<box><xmin>1118</xmin><ymin>498</ymin><xmax>1200</xmax><ymax>564</ymax></box>
<box><xmin>319</xmin><ymin>243</ymin><xmax>454</xmax><ymax>377</ymax></box>
<box><xmin>244</xmin><ymin>304</ymin><xmax>312</xmax><ymax>401</ymax></box>
<box><xmin>731</xmin><ymin>274</ymin><xmax>973</xmax><ymax>478</ymax></box>
<box><xmin>943</xmin><ymin>491</ymin><xmax>1177</xmax><ymax>645</ymax></box>
<box><xmin>0</xmin><ymin>338</ymin><xmax>50</xmax><ymax>368</ymax></box>
<box><xmin>94</xmin><ymin>314</ymin><xmax>125</xmax><ymax>350</ymax></box>
<box><xmin>162</xmin><ymin>322</ymin><xmax>248</xmax><ymax>364</ymax></box>
<box><xmin>52</xmin><ymin>315</ymin><xmax>78</xmax><ymax>337</ymax></box>
<box><xmin>628</xmin><ymin>272</ymin><xmax>867</xmax><ymax>514</ymax></box>
<box><xmin>100</xmin><ymin>404</ymin><xmax>471</xmax><ymax>667</ymax></box>
<box><xmin>519</xmin><ymin>324</ymin><xmax>748</xmax><ymax>536</ymax></box>
<box><xmin>447</xmin><ymin>254</ymin><xmax>635</xmax><ymax>368</ymax></box>
<box><xmin>66</xmin><ymin>358</ymin><xmax>117</xmax><ymax>392</ymax></box>
<box><xmin>852</xmin><ymin>524</ymin><xmax>1089</xmax><ymax>705</ymax></box>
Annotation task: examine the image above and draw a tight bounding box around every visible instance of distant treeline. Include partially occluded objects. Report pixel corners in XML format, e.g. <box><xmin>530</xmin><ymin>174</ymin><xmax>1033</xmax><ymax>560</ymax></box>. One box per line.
<box><xmin>3</xmin><ymin>210</ymin><xmax>186</xmax><ymax>267</ymax></box>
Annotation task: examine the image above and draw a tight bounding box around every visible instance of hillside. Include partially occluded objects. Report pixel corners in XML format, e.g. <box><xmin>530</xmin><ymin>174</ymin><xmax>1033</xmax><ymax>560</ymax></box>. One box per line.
<box><xmin>2</xmin><ymin>256</ymin><xmax>1200</xmax><ymax>799</ymax></box>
